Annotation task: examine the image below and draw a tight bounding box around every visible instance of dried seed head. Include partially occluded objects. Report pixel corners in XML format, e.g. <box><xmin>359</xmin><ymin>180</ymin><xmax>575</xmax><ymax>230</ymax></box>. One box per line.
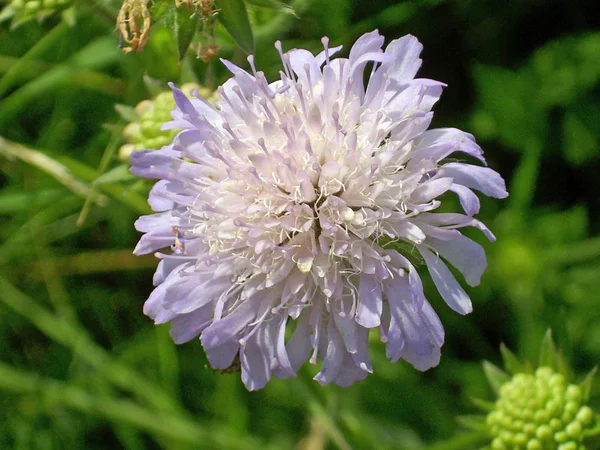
<box><xmin>117</xmin><ymin>0</ymin><xmax>151</xmax><ymax>54</ymax></box>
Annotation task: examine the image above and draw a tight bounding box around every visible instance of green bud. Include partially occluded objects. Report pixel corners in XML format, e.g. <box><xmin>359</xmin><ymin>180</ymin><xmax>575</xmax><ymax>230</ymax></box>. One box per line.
<box><xmin>487</xmin><ymin>367</ymin><xmax>595</xmax><ymax>449</ymax></box>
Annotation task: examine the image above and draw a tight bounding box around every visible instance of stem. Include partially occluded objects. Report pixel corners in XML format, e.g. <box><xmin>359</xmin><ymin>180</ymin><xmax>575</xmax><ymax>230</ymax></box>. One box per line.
<box><xmin>425</xmin><ymin>430</ymin><xmax>489</xmax><ymax>450</ymax></box>
<box><xmin>0</xmin><ymin>362</ymin><xmax>255</xmax><ymax>448</ymax></box>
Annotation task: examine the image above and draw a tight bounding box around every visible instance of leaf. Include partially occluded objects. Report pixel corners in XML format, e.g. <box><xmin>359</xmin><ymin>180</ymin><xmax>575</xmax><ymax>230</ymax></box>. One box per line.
<box><xmin>580</xmin><ymin>367</ymin><xmax>597</xmax><ymax>401</ymax></box>
<box><xmin>482</xmin><ymin>361</ymin><xmax>510</xmax><ymax>394</ymax></box>
<box><xmin>469</xmin><ymin>397</ymin><xmax>495</xmax><ymax>413</ymax></box>
<box><xmin>94</xmin><ymin>165</ymin><xmax>136</xmax><ymax>185</ymax></box>
<box><xmin>532</xmin><ymin>32</ymin><xmax>600</xmax><ymax>108</ymax></box>
<box><xmin>562</xmin><ymin>102</ymin><xmax>600</xmax><ymax>167</ymax></box>
<box><xmin>538</xmin><ymin>329</ymin><xmax>560</xmax><ymax>371</ymax></box>
<box><xmin>174</xmin><ymin>3</ymin><xmax>200</xmax><ymax>60</ymax></box>
<box><xmin>244</xmin><ymin>0</ymin><xmax>297</xmax><ymax>16</ymax></box>
<box><xmin>499</xmin><ymin>343</ymin><xmax>525</xmax><ymax>375</ymax></box>
<box><xmin>61</xmin><ymin>5</ymin><xmax>77</xmax><ymax>27</ymax></box>
<box><xmin>114</xmin><ymin>104</ymin><xmax>138</xmax><ymax>122</ymax></box>
<box><xmin>472</xmin><ymin>64</ymin><xmax>546</xmax><ymax>152</ymax></box>
<box><xmin>456</xmin><ymin>415</ymin><xmax>488</xmax><ymax>432</ymax></box>
<box><xmin>215</xmin><ymin>0</ymin><xmax>254</xmax><ymax>54</ymax></box>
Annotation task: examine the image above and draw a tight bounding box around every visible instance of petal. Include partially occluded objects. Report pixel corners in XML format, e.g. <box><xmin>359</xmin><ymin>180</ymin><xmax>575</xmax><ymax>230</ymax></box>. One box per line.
<box><xmin>426</xmin><ymin>235</ymin><xmax>487</xmax><ymax>287</ymax></box>
<box><xmin>382</xmin><ymin>34</ymin><xmax>423</xmax><ymax>85</ymax></box>
<box><xmin>449</xmin><ymin>184</ymin><xmax>480</xmax><ymax>216</ymax></box>
<box><xmin>313</xmin><ymin>321</ymin><xmax>345</xmax><ymax>386</ymax></box>
<box><xmin>441</xmin><ymin>163</ymin><xmax>508</xmax><ymax>199</ymax></box>
<box><xmin>356</xmin><ymin>274</ymin><xmax>382</xmax><ymax>328</ymax></box>
<box><xmin>411</xmin><ymin>128</ymin><xmax>486</xmax><ymax>164</ymax></box>
<box><xmin>240</xmin><ymin>326</ymin><xmax>273</xmax><ymax>391</ymax></box>
<box><xmin>410</xmin><ymin>177</ymin><xmax>454</xmax><ymax>204</ymax></box>
<box><xmin>286</xmin><ymin>309</ymin><xmax>312</xmax><ymax>372</ymax></box>
<box><xmin>419</xmin><ymin>246</ymin><xmax>473</xmax><ymax>314</ymax></box>
<box><xmin>169</xmin><ymin>304</ymin><xmax>214</xmax><ymax>344</ymax></box>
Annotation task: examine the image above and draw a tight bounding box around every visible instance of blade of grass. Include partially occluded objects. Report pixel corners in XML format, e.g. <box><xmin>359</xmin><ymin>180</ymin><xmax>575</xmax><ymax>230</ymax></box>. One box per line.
<box><xmin>0</xmin><ymin>362</ymin><xmax>256</xmax><ymax>448</ymax></box>
<box><xmin>0</xmin><ymin>37</ymin><xmax>123</xmax><ymax>125</ymax></box>
<box><xmin>0</xmin><ymin>21</ymin><xmax>68</xmax><ymax>98</ymax></box>
<box><xmin>0</xmin><ymin>275</ymin><xmax>182</xmax><ymax>415</ymax></box>
<box><xmin>0</xmin><ymin>137</ymin><xmax>107</xmax><ymax>205</ymax></box>
<box><xmin>77</xmin><ymin>122</ymin><xmax>125</xmax><ymax>226</ymax></box>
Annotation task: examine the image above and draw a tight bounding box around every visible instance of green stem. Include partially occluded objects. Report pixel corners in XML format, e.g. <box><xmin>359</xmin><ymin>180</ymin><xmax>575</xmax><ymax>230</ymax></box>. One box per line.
<box><xmin>545</xmin><ymin>236</ymin><xmax>600</xmax><ymax>266</ymax></box>
<box><xmin>0</xmin><ymin>276</ymin><xmax>181</xmax><ymax>415</ymax></box>
<box><xmin>0</xmin><ymin>362</ymin><xmax>255</xmax><ymax>448</ymax></box>
<box><xmin>0</xmin><ymin>21</ymin><xmax>68</xmax><ymax>98</ymax></box>
<box><xmin>425</xmin><ymin>430</ymin><xmax>489</xmax><ymax>450</ymax></box>
<box><xmin>508</xmin><ymin>141</ymin><xmax>542</xmax><ymax>213</ymax></box>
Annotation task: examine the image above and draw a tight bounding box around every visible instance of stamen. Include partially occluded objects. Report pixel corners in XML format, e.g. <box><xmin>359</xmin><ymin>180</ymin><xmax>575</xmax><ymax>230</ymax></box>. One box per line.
<box><xmin>321</xmin><ymin>36</ymin><xmax>330</xmax><ymax>65</ymax></box>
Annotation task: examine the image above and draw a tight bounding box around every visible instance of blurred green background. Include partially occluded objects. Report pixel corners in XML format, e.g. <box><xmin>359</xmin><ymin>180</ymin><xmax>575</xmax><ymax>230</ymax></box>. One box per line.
<box><xmin>0</xmin><ymin>0</ymin><xmax>599</xmax><ymax>448</ymax></box>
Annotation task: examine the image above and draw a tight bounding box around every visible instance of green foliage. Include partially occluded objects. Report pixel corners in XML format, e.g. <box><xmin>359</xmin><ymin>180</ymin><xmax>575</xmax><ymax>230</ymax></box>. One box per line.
<box><xmin>0</xmin><ymin>0</ymin><xmax>599</xmax><ymax>449</ymax></box>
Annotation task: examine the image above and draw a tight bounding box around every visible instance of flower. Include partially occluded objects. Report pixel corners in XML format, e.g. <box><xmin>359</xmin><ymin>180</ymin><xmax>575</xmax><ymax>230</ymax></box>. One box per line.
<box><xmin>487</xmin><ymin>368</ymin><xmax>595</xmax><ymax>450</ymax></box>
<box><xmin>131</xmin><ymin>30</ymin><xmax>508</xmax><ymax>390</ymax></box>
<box><xmin>117</xmin><ymin>83</ymin><xmax>210</xmax><ymax>161</ymax></box>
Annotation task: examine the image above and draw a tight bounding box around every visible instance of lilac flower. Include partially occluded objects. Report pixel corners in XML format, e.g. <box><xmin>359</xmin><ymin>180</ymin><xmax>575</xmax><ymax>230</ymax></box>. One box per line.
<box><xmin>131</xmin><ymin>30</ymin><xmax>508</xmax><ymax>390</ymax></box>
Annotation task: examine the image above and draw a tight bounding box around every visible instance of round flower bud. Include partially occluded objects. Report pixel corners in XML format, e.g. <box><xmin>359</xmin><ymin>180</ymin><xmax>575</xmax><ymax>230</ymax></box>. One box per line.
<box><xmin>487</xmin><ymin>367</ymin><xmax>596</xmax><ymax>449</ymax></box>
<box><xmin>118</xmin><ymin>83</ymin><xmax>212</xmax><ymax>161</ymax></box>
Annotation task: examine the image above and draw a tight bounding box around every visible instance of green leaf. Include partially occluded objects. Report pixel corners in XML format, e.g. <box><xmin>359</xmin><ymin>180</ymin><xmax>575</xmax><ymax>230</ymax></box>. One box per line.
<box><xmin>114</xmin><ymin>104</ymin><xmax>138</xmax><ymax>122</ymax></box>
<box><xmin>94</xmin><ymin>165</ymin><xmax>136</xmax><ymax>185</ymax></box>
<box><xmin>174</xmin><ymin>3</ymin><xmax>200</xmax><ymax>61</ymax></box>
<box><xmin>482</xmin><ymin>361</ymin><xmax>510</xmax><ymax>394</ymax></box>
<box><xmin>215</xmin><ymin>0</ymin><xmax>254</xmax><ymax>54</ymax></box>
<box><xmin>472</xmin><ymin>64</ymin><xmax>545</xmax><ymax>152</ymax></box>
<box><xmin>538</xmin><ymin>329</ymin><xmax>560</xmax><ymax>371</ymax></box>
<box><xmin>562</xmin><ymin>102</ymin><xmax>600</xmax><ymax>167</ymax></box>
<box><xmin>244</xmin><ymin>0</ymin><xmax>297</xmax><ymax>16</ymax></box>
<box><xmin>499</xmin><ymin>343</ymin><xmax>525</xmax><ymax>375</ymax></box>
<box><xmin>532</xmin><ymin>32</ymin><xmax>600</xmax><ymax>108</ymax></box>
<box><xmin>61</xmin><ymin>5</ymin><xmax>77</xmax><ymax>27</ymax></box>
<box><xmin>456</xmin><ymin>415</ymin><xmax>488</xmax><ymax>432</ymax></box>
<box><xmin>470</xmin><ymin>397</ymin><xmax>496</xmax><ymax>413</ymax></box>
<box><xmin>580</xmin><ymin>367</ymin><xmax>597</xmax><ymax>401</ymax></box>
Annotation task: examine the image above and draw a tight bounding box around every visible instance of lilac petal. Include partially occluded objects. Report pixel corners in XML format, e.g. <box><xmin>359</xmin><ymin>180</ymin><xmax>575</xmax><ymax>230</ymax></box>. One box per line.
<box><xmin>240</xmin><ymin>326</ymin><xmax>272</xmax><ymax>391</ymax></box>
<box><xmin>356</xmin><ymin>274</ymin><xmax>382</xmax><ymax>328</ymax></box>
<box><xmin>164</xmin><ymin>276</ymin><xmax>232</xmax><ymax>314</ymax></box>
<box><xmin>411</xmin><ymin>128</ymin><xmax>486</xmax><ymax>164</ymax></box>
<box><xmin>389</xmin><ymin>221</ymin><xmax>426</xmax><ymax>244</ymax></box>
<box><xmin>334</xmin><ymin>353</ymin><xmax>370</xmax><ymax>387</ymax></box>
<box><xmin>148</xmin><ymin>181</ymin><xmax>175</xmax><ymax>211</ymax></box>
<box><xmin>313</xmin><ymin>321</ymin><xmax>345</xmax><ymax>385</ymax></box>
<box><xmin>410</xmin><ymin>177</ymin><xmax>454</xmax><ymax>204</ymax></box>
<box><xmin>134</xmin><ymin>212</ymin><xmax>172</xmax><ymax>232</ymax></box>
<box><xmin>350</xmin><ymin>325</ymin><xmax>372</xmax><ymax>373</ymax></box>
<box><xmin>427</xmin><ymin>235</ymin><xmax>486</xmax><ymax>287</ymax></box>
<box><xmin>286</xmin><ymin>310</ymin><xmax>312</xmax><ymax>372</ymax></box>
<box><xmin>205</xmin><ymin>340</ymin><xmax>239</xmax><ymax>370</ymax></box>
<box><xmin>333</xmin><ymin>297</ymin><xmax>359</xmax><ymax>354</ymax></box>
<box><xmin>152</xmin><ymin>258</ymin><xmax>185</xmax><ymax>286</ymax></box>
<box><xmin>170</xmin><ymin>304</ymin><xmax>214</xmax><ymax>344</ymax></box>
<box><xmin>419</xmin><ymin>246</ymin><xmax>473</xmax><ymax>314</ymax></box>
<box><xmin>315</xmin><ymin>44</ymin><xmax>343</xmax><ymax>67</ymax></box>
<box><xmin>382</xmin><ymin>34</ymin><xmax>423</xmax><ymax>85</ymax></box>
<box><xmin>130</xmin><ymin>149</ymin><xmax>179</xmax><ymax>179</ymax></box>
<box><xmin>133</xmin><ymin>234</ymin><xmax>173</xmax><ymax>255</ymax></box>
<box><xmin>400</xmin><ymin>337</ymin><xmax>441</xmax><ymax>371</ymax></box>
<box><xmin>441</xmin><ymin>163</ymin><xmax>508</xmax><ymax>199</ymax></box>
<box><xmin>288</xmin><ymin>49</ymin><xmax>320</xmax><ymax>86</ymax></box>
<box><xmin>272</xmin><ymin>315</ymin><xmax>295</xmax><ymax>378</ymax></box>
<box><xmin>419</xmin><ymin>298</ymin><xmax>444</xmax><ymax>348</ymax></box>
<box><xmin>348</xmin><ymin>30</ymin><xmax>384</xmax><ymax>65</ymax></box>
<box><xmin>201</xmin><ymin>298</ymin><xmax>257</xmax><ymax>350</ymax></box>
<box><xmin>449</xmin><ymin>184</ymin><xmax>480</xmax><ymax>216</ymax></box>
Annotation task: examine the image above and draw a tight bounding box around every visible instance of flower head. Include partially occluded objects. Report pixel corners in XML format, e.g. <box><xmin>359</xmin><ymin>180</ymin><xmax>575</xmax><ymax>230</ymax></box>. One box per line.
<box><xmin>487</xmin><ymin>368</ymin><xmax>595</xmax><ymax>450</ymax></box>
<box><xmin>131</xmin><ymin>30</ymin><xmax>508</xmax><ymax>390</ymax></box>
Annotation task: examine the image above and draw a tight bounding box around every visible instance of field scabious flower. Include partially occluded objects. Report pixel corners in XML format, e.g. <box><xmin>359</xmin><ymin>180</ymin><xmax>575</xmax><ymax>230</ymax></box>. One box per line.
<box><xmin>131</xmin><ymin>30</ymin><xmax>508</xmax><ymax>390</ymax></box>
